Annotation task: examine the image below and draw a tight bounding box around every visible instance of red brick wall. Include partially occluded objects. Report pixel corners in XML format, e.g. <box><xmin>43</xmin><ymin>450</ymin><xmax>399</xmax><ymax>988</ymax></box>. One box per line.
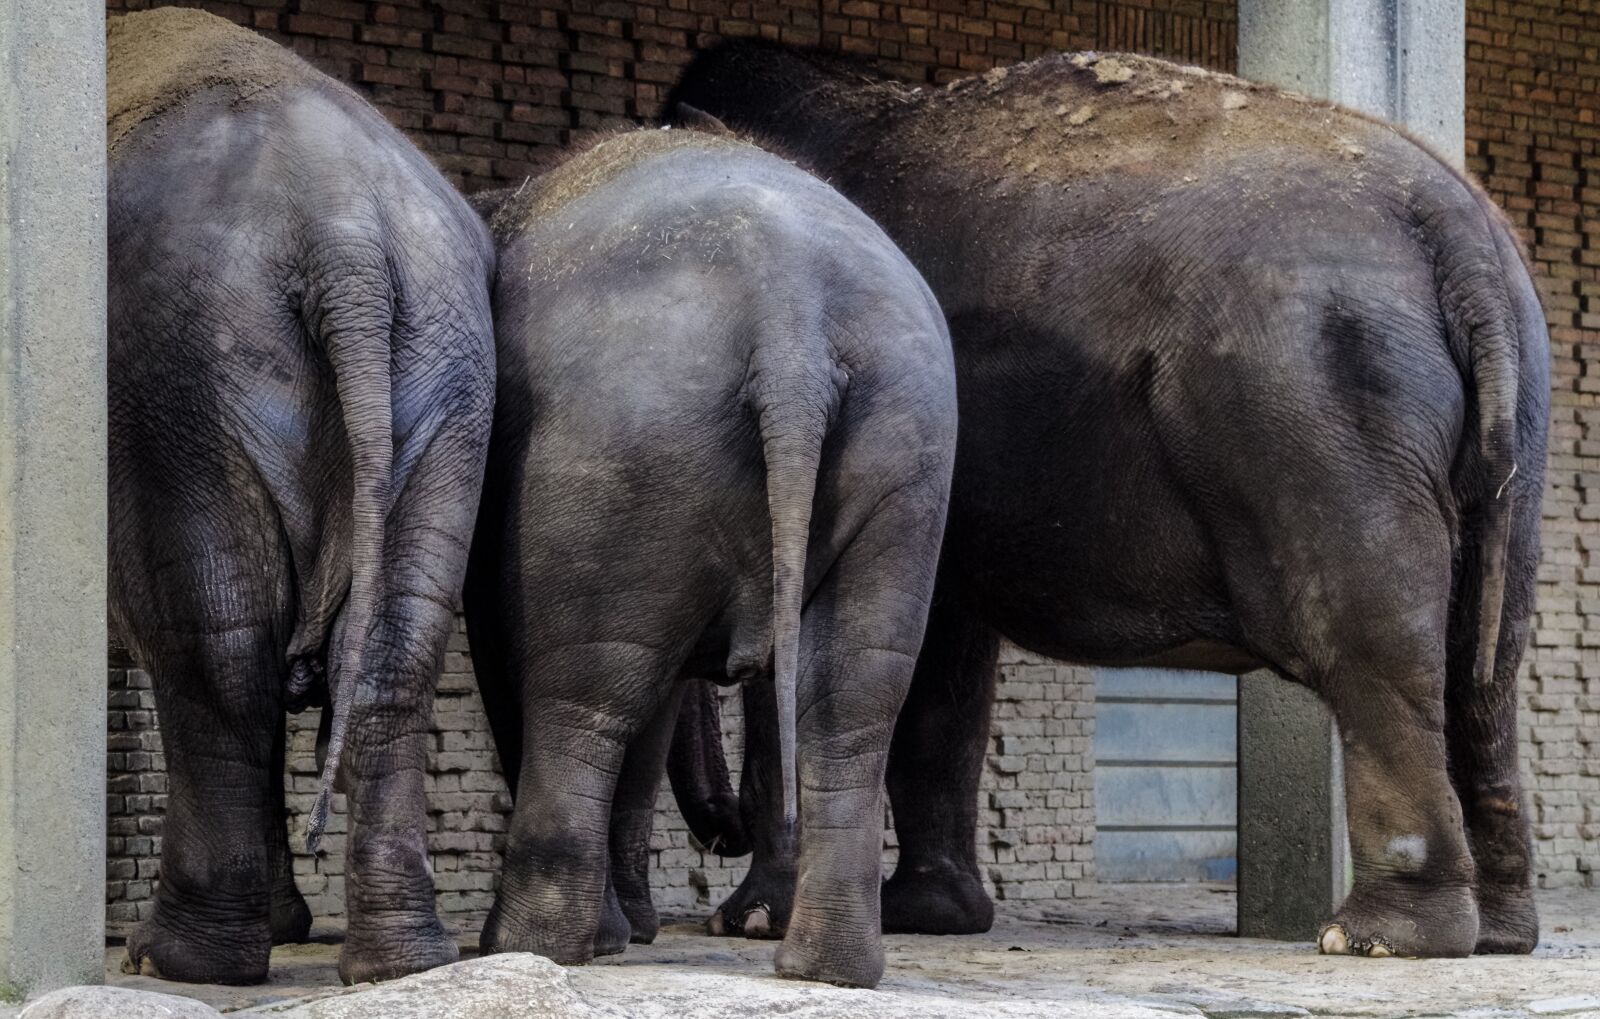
<box><xmin>101</xmin><ymin>0</ymin><xmax>1233</xmax><ymax>192</ymax></box>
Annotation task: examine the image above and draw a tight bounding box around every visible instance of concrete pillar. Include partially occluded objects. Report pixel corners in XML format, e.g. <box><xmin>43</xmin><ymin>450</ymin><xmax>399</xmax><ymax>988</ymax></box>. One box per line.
<box><xmin>1236</xmin><ymin>673</ymin><xmax>1349</xmax><ymax>940</ymax></box>
<box><xmin>0</xmin><ymin>0</ymin><xmax>109</xmax><ymax>996</ymax></box>
<box><xmin>1232</xmin><ymin>0</ymin><xmax>1463</xmax><ymax>941</ymax></box>
<box><xmin>1238</xmin><ymin>0</ymin><xmax>1465</xmax><ymax>164</ymax></box>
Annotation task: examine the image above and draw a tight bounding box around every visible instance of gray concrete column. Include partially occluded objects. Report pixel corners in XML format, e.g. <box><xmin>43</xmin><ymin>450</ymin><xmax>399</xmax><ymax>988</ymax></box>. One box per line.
<box><xmin>0</xmin><ymin>0</ymin><xmax>109</xmax><ymax>997</ymax></box>
<box><xmin>1232</xmin><ymin>0</ymin><xmax>1463</xmax><ymax>941</ymax></box>
<box><xmin>1239</xmin><ymin>0</ymin><xmax>1465</xmax><ymax>164</ymax></box>
<box><xmin>1236</xmin><ymin>673</ymin><xmax>1349</xmax><ymax>940</ymax></box>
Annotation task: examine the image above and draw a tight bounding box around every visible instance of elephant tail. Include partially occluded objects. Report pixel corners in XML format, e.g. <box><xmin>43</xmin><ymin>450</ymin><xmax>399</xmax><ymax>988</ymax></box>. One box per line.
<box><xmin>666</xmin><ymin>681</ymin><xmax>751</xmax><ymax>857</ymax></box>
<box><xmin>753</xmin><ymin>340</ymin><xmax>841</xmax><ymax>831</ymax></box>
<box><xmin>1432</xmin><ymin>180</ymin><xmax>1527</xmax><ymax>689</ymax></box>
<box><xmin>302</xmin><ymin>243</ymin><xmax>396</xmax><ymax>852</ymax></box>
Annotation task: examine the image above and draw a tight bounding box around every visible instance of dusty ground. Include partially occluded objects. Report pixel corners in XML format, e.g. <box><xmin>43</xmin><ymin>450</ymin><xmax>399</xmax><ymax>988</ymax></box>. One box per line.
<box><xmin>59</xmin><ymin>885</ymin><xmax>1600</xmax><ymax>1017</ymax></box>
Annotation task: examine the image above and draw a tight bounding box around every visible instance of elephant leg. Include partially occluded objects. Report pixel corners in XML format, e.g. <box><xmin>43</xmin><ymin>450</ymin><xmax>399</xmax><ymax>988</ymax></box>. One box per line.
<box><xmin>337</xmin><ymin>412</ymin><xmax>492</xmax><ymax>984</ymax></box>
<box><xmin>481</xmin><ymin>641</ymin><xmax>670</xmax><ymax>965</ymax></box>
<box><xmin>1321</xmin><ymin>655</ymin><xmax>1478</xmax><ymax>958</ymax></box>
<box><xmin>1445</xmin><ymin>493</ymin><xmax>1540</xmax><ymax>954</ymax></box>
<box><xmin>882</xmin><ymin>585</ymin><xmax>999</xmax><ymax>935</ymax></box>
<box><xmin>1445</xmin><ymin>664</ymin><xmax>1535</xmax><ymax>954</ymax></box>
<box><xmin>1291</xmin><ymin>531</ymin><xmax>1478</xmax><ymax>959</ymax></box>
<box><xmin>706</xmin><ymin>680</ymin><xmax>798</xmax><ymax>939</ymax></box>
<box><xmin>269</xmin><ymin>710</ymin><xmax>312</xmax><ymax>945</ymax></box>
<box><xmin>772</xmin><ymin>503</ymin><xmax>943</xmax><ymax>989</ymax></box>
<box><xmin>124</xmin><ymin>621</ymin><xmax>282</xmax><ymax>985</ymax></box>
<box><xmin>336</xmin><ymin>597</ymin><xmax>462</xmax><ymax>986</ymax></box>
<box><xmin>1208</xmin><ymin>475</ymin><xmax>1477</xmax><ymax>958</ymax></box>
<box><xmin>609</xmin><ymin>685</ymin><xmax>684</xmax><ymax>945</ymax></box>
<box><xmin>1253</xmin><ymin>544</ymin><xmax>1478</xmax><ymax>956</ymax></box>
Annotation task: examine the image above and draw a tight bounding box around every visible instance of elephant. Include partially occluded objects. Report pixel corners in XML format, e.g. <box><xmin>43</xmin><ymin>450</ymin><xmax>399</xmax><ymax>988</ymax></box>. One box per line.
<box><xmin>107</xmin><ymin>9</ymin><xmax>495</xmax><ymax>985</ymax></box>
<box><xmin>462</xmin><ymin>125</ymin><xmax>957</xmax><ymax>989</ymax></box>
<box><xmin>664</xmin><ymin>43</ymin><xmax>1551</xmax><ymax>960</ymax></box>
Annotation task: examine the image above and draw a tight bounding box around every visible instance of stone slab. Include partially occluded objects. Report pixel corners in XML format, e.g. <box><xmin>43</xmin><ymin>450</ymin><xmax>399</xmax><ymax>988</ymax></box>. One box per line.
<box><xmin>101</xmin><ymin>886</ymin><xmax>1600</xmax><ymax>1019</ymax></box>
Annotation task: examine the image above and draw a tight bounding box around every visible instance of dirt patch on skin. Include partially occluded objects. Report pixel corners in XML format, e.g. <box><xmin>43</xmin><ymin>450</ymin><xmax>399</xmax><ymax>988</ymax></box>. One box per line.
<box><xmin>809</xmin><ymin>49</ymin><xmax>1404</xmax><ymax>188</ymax></box>
<box><xmin>486</xmin><ymin>127</ymin><xmax>758</xmax><ymax>241</ymax></box>
<box><xmin>107</xmin><ymin>7</ymin><xmax>324</xmax><ymax>153</ymax></box>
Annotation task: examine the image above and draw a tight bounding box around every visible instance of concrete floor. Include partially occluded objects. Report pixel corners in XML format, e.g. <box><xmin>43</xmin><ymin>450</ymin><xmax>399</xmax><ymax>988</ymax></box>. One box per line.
<box><xmin>95</xmin><ymin>885</ymin><xmax>1600</xmax><ymax>1017</ymax></box>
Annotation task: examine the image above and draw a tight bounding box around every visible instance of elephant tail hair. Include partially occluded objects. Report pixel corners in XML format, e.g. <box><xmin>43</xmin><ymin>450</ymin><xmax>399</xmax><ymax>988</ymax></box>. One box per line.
<box><xmin>752</xmin><ymin>342</ymin><xmax>842</xmax><ymax>831</ymax></box>
<box><xmin>302</xmin><ymin>247</ymin><xmax>396</xmax><ymax>853</ymax></box>
<box><xmin>1433</xmin><ymin>181</ymin><xmax>1526</xmax><ymax>690</ymax></box>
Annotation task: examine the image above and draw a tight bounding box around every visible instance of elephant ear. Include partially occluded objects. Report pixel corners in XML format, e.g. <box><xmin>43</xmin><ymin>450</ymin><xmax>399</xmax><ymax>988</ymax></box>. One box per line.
<box><xmin>673</xmin><ymin>103</ymin><xmax>735</xmax><ymax>137</ymax></box>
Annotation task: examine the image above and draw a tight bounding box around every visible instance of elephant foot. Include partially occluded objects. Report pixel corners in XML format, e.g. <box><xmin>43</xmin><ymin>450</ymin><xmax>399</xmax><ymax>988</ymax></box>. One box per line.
<box><xmin>707</xmin><ymin>865</ymin><xmax>795</xmax><ymax>940</ymax></box>
<box><xmin>1318</xmin><ymin>881</ymin><xmax>1477</xmax><ymax>959</ymax></box>
<box><xmin>1473</xmin><ymin>882</ymin><xmax>1538</xmax><ymax>954</ymax></box>
<box><xmin>881</xmin><ymin>861</ymin><xmax>994</xmax><ymax>935</ymax></box>
<box><xmin>595</xmin><ymin>883</ymin><xmax>634</xmax><ymax>955</ymax></box>
<box><xmin>480</xmin><ymin>898</ymin><xmax>599</xmax><ymax>966</ymax></box>
<box><xmin>124</xmin><ymin>910</ymin><xmax>270</xmax><ymax>985</ymax></box>
<box><xmin>610</xmin><ymin>853</ymin><xmax>658</xmax><ymax>945</ymax></box>
<box><xmin>618</xmin><ymin>891</ymin><xmax>658</xmax><ymax>945</ymax></box>
<box><xmin>339</xmin><ymin>910</ymin><xmax>459</xmax><ymax>985</ymax></box>
<box><xmin>774</xmin><ymin>917</ymin><xmax>884</xmax><ymax>988</ymax></box>
<box><xmin>270</xmin><ymin>881</ymin><xmax>313</xmax><ymax>945</ymax></box>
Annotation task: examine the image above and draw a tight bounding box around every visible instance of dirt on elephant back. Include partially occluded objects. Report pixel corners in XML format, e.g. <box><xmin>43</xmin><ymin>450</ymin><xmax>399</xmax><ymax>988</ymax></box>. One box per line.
<box><xmin>487</xmin><ymin>127</ymin><xmax>760</xmax><ymax>241</ymax></box>
<box><xmin>815</xmin><ymin>49</ymin><xmax>1457</xmax><ymax>194</ymax></box>
<box><xmin>107</xmin><ymin>7</ymin><xmax>324</xmax><ymax>154</ymax></box>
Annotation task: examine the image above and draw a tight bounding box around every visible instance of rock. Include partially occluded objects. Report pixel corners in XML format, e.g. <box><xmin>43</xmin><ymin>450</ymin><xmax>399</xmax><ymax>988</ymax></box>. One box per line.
<box><xmin>1092</xmin><ymin>58</ymin><xmax>1134</xmax><ymax>85</ymax></box>
<box><xmin>1528</xmin><ymin>996</ymin><xmax>1600</xmax><ymax>1015</ymax></box>
<box><xmin>23</xmin><ymin>985</ymin><xmax>224</xmax><ymax>1019</ymax></box>
<box><xmin>255</xmin><ymin>952</ymin><xmax>1185</xmax><ymax>1019</ymax></box>
<box><xmin>261</xmin><ymin>956</ymin><xmax>585</xmax><ymax>1018</ymax></box>
<box><xmin>567</xmin><ymin>966</ymin><xmax>1188</xmax><ymax>1018</ymax></box>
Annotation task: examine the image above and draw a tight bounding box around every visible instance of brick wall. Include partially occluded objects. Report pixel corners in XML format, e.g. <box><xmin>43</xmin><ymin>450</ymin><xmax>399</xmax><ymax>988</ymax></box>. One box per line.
<box><xmin>106</xmin><ymin>634</ymin><xmax>1093</xmax><ymax>928</ymax></box>
<box><xmin>101</xmin><ymin>0</ymin><xmax>1233</xmax><ymax>193</ymax></box>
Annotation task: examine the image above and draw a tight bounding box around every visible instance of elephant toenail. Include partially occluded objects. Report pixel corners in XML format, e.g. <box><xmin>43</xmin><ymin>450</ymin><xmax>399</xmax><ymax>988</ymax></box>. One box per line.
<box><xmin>1368</xmin><ymin>940</ymin><xmax>1394</xmax><ymax>958</ymax></box>
<box><xmin>742</xmin><ymin>903</ymin><xmax>771</xmax><ymax>938</ymax></box>
<box><xmin>707</xmin><ymin>912</ymin><xmax>727</xmax><ymax>936</ymax></box>
<box><xmin>1318</xmin><ymin>923</ymin><xmax>1350</xmax><ymax>955</ymax></box>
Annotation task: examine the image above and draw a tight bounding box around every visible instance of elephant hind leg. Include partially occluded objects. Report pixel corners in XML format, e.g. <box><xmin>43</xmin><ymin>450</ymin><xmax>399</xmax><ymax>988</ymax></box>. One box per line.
<box><xmin>269</xmin><ymin>710</ymin><xmax>313</xmax><ymax>945</ymax></box>
<box><xmin>1444</xmin><ymin>493</ymin><xmax>1541</xmax><ymax>955</ymax></box>
<box><xmin>1320</xmin><ymin>662</ymin><xmax>1478</xmax><ymax>959</ymax></box>
<box><xmin>1222</xmin><ymin>498</ymin><xmax>1478</xmax><ymax>958</ymax></box>
<box><xmin>481</xmin><ymin>640</ymin><xmax>675</xmax><ymax>966</ymax></box>
<box><xmin>881</xmin><ymin>584</ymin><xmax>999</xmax><ymax>936</ymax></box>
<box><xmin>124</xmin><ymin>617</ymin><xmax>285</xmax><ymax>985</ymax></box>
<box><xmin>705</xmin><ymin>680</ymin><xmax>798</xmax><ymax>941</ymax></box>
<box><xmin>609</xmin><ymin>686</ymin><xmax>686</xmax><ymax>945</ymax></box>
<box><xmin>773</xmin><ymin>491</ymin><xmax>948</xmax><ymax>989</ymax></box>
<box><xmin>1298</xmin><ymin>562</ymin><xmax>1479</xmax><ymax>958</ymax></box>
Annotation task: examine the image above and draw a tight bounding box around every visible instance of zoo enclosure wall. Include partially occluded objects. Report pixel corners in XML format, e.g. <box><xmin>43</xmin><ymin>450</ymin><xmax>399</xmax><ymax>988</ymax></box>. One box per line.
<box><xmin>100</xmin><ymin>0</ymin><xmax>1600</xmax><ymax>927</ymax></box>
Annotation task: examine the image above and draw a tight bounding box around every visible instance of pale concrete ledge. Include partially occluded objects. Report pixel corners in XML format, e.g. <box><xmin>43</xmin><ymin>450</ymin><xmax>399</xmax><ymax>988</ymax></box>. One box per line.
<box><xmin>12</xmin><ymin>887</ymin><xmax>1593</xmax><ymax>1019</ymax></box>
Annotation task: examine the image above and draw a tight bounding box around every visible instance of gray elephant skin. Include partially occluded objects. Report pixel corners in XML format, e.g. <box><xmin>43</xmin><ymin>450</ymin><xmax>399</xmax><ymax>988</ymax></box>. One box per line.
<box><xmin>107</xmin><ymin>9</ymin><xmax>495</xmax><ymax>986</ymax></box>
<box><xmin>666</xmin><ymin>44</ymin><xmax>1551</xmax><ymax>960</ymax></box>
<box><xmin>463</xmin><ymin>128</ymin><xmax>957</xmax><ymax>988</ymax></box>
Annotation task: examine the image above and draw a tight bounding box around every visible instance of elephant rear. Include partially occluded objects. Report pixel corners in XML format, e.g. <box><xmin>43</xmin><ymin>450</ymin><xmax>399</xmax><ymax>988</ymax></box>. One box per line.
<box><xmin>466</xmin><ymin>129</ymin><xmax>954</xmax><ymax>988</ymax></box>
<box><xmin>108</xmin><ymin>7</ymin><xmax>494</xmax><ymax>986</ymax></box>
